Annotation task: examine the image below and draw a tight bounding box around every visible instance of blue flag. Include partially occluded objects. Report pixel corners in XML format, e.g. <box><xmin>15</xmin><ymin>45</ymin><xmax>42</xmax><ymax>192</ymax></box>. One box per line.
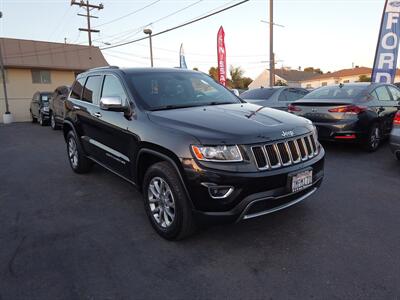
<box><xmin>372</xmin><ymin>0</ymin><xmax>400</xmax><ymax>83</ymax></box>
<box><xmin>179</xmin><ymin>43</ymin><xmax>187</xmax><ymax>69</ymax></box>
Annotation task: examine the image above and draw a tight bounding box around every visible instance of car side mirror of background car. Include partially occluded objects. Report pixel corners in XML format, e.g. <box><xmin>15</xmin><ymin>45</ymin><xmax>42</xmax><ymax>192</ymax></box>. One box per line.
<box><xmin>100</xmin><ymin>96</ymin><xmax>128</xmax><ymax>112</ymax></box>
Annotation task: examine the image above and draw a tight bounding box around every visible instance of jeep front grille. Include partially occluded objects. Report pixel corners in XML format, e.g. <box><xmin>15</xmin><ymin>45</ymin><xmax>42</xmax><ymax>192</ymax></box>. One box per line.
<box><xmin>251</xmin><ymin>133</ymin><xmax>319</xmax><ymax>170</ymax></box>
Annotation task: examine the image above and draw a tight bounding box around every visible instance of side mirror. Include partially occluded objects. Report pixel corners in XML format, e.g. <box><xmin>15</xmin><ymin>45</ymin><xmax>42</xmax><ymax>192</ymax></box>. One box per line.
<box><xmin>100</xmin><ymin>96</ymin><xmax>127</xmax><ymax>112</ymax></box>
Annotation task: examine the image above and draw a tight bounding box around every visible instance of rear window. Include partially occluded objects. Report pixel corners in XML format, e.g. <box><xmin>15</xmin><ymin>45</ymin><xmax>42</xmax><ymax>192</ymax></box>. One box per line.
<box><xmin>241</xmin><ymin>88</ymin><xmax>276</xmax><ymax>100</ymax></box>
<box><xmin>304</xmin><ymin>85</ymin><xmax>367</xmax><ymax>100</ymax></box>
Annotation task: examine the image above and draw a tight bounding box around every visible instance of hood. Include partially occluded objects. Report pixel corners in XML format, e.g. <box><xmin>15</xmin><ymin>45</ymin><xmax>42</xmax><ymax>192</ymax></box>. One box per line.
<box><xmin>148</xmin><ymin>103</ymin><xmax>312</xmax><ymax>144</ymax></box>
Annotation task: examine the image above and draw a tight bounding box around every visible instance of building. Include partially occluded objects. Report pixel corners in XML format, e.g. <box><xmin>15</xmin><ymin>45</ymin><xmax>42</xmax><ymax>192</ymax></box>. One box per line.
<box><xmin>0</xmin><ymin>38</ymin><xmax>108</xmax><ymax>122</ymax></box>
<box><xmin>300</xmin><ymin>66</ymin><xmax>400</xmax><ymax>89</ymax></box>
<box><xmin>248</xmin><ymin>67</ymin><xmax>320</xmax><ymax>89</ymax></box>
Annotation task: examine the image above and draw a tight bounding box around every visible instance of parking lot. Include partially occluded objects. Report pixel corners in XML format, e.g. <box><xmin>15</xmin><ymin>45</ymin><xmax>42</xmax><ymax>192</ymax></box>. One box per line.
<box><xmin>0</xmin><ymin>122</ymin><xmax>399</xmax><ymax>300</ymax></box>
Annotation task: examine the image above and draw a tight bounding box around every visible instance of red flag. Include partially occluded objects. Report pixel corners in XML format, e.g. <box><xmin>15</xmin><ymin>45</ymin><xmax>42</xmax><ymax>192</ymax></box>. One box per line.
<box><xmin>217</xmin><ymin>26</ymin><xmax>227</xmax><ymax>86</ymax></box>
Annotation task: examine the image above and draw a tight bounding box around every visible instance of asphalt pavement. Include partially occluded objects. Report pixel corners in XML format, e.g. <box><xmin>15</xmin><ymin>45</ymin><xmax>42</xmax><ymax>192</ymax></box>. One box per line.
<box><xmin>0</xmin><ymin>123</ymin><xmax>399</xmax><ymax>300</ymax></box>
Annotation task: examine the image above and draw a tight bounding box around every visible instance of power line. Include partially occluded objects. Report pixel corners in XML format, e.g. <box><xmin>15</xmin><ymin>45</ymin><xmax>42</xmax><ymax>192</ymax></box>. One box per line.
<box><xmin>101</xmin><ymin>0</ymin><xmax>250</xmax><ymax>50</ymax></box>
<box><xmin>95</xmin><ymin>0</ymin><xmax>161</xmax><ymax>28</ymax></box>
<box><xmin>95</xmin><ymin>0</ymin><xmax>206</xmax><ymax>46</ymax></box>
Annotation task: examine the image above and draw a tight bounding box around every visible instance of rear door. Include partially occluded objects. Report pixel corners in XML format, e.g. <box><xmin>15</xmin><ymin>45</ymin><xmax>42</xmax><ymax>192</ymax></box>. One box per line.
<box><xmin>87</xmin><ymin>74</ymin><xmax>134</xmax><ymax>178</ymax></box>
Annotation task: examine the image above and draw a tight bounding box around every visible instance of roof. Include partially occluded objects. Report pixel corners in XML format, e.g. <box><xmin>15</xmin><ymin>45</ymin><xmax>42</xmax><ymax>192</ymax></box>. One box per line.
<box><xmin>274</xmin><ymin>69</ymin><xmax>320</xmax><ymax>82</ymax></box>
<box><xmin>0</xmin><ymin>37</ymin><xmax>108</xmax><ymax>71</ymax></box>
<box><xmin>306</xmin><ymin>67</ymin><xmax>372</xmax><ymax>81</ymax></box>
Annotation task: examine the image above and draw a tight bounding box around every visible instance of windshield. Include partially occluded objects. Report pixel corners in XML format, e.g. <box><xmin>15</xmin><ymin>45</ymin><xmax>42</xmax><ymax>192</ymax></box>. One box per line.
<box><xmin>240</xmin><ymin>88</ymin><xmax>276</xmax><ymax>100</ymax></box>
<box><xmin>129</xmin><ymin>72</ymin><xmax>240</xmax><ymax>110</ymax></box>
<box><xmin>303</xmin><ymin>85</ymin><xmax>367</xmax><ymax>100</ymax></box>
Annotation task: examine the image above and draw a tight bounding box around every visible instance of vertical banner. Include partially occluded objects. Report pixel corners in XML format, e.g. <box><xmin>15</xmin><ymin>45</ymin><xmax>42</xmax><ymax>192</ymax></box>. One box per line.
<box><xmin>372</xmin><ymin>0</ymin><xmax>400</xmax><ymax>83</ymax></box>
<box><xmin>217</xmin><ymin>26</ymin><xmax>227</xmax><ymax>86</ymax></box>
<box><xmin>179</xmin><ymin>43</ymin><xmax>187</xmax><ymax>69</ymax></box>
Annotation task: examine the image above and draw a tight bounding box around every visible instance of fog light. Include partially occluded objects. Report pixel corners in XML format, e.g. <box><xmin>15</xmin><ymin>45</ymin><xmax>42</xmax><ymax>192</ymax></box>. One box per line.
<box><xmin>201</xmin><ymin>183</ymin><xmax>234</xmax><ymax>199</ymax></box>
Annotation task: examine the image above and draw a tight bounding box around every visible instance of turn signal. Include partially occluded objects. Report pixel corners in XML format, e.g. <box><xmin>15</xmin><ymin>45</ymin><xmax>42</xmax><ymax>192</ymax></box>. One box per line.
<box><xmin>288</xmin><ymin>104</ymin><xmax>301</xmax><ymax>112</ymax></box>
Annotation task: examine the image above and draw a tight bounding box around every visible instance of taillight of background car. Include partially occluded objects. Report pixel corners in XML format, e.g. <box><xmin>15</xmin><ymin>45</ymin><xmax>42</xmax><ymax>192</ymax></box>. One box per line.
<box><xmin>394</xmin><ymin>111</ymin><xmax>400</xmax><ymax>126</ymax></box>
<box><xmin>328</xmin><ymin>105</ymin><xmax>367</xmax><ymax>115</ymax></box>
<box><xmin>288</xmin><ymin>104</ymin><xmax>301</xmax><ymax>113</ymax></box>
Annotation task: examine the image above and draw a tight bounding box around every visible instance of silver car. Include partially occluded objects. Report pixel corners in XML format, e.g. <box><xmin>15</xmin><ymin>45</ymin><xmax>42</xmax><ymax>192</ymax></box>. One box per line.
<box><xmin>390</xmin><ymin>110</ymin><xmax>400</xmax><ymax>160</ymax></box>
<box><xmin>241</xmin><ymin>87</ymin><xmax>309</xmax><ymax>111</ymax></box>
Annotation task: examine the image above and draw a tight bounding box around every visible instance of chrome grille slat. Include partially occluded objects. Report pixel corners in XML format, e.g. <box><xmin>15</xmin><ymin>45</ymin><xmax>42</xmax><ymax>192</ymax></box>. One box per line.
<box><xmin>251</xmin><ymin>132</ymin><xmax>318</xmax><ymax>170</ymax></box>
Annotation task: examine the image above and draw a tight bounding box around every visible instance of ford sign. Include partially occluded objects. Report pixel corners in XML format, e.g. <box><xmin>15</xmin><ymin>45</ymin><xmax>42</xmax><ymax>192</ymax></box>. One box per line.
<box><xmin>389</xmin><ymin>1</ymin><xmax>400</xmax><ymax>7</ymax></box>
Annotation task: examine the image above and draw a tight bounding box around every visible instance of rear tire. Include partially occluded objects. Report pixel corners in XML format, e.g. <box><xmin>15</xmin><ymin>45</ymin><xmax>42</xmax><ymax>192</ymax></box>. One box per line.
<box><xmin>143</xmin><ymin>161</ymin><xmax>196</xmax><ymax>240</ymax></box>
<box><xmin>363</xmin><ymin>123</ymin><xmax>381</xmax><ymax>152</ymax></box>
<box><xmin>66</xmin><ymin>131</ymin><xmax>93</xmax><ymax>174</ymax></box>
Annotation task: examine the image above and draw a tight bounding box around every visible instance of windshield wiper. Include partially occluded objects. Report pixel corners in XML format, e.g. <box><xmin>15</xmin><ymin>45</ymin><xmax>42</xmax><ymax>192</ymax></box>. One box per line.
<box><xmin>150</xmin><ymin>104</ymin><xmax>199</xmax><ymax>111</ymax></box>
<box><xmin>203</xmin><ymin>101</ymin><xmax>236</xmax><ymax>106</ymax></box>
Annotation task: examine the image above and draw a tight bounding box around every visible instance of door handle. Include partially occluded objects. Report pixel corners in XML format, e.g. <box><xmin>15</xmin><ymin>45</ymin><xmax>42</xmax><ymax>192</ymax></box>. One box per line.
<box><xmin>93</xmin><ymin>112</ymin><xmax>102</xmax><ymax>118</ymax></box>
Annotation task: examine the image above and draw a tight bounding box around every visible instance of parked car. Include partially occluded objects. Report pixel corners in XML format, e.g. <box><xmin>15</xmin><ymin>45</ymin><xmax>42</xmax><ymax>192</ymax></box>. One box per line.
<box><xmin>289</xmin><ymin>83</ymin><xmax>400</xmax><ymax>151</ymax></box>
<box><xmin>63</xmin><ymin>67</ymin><xmax>325</xmax><ymax>240</ymax></box>
<box><xmin>30</xmin><ymin>91</ymin><xmax>52</xmax><ymax>126</ymax></box>
<box><xmin>49</xmin><ymin>85</ymin><xmax>70</xmax><ymax>130</ymax></box>
<box><xmin>240</xmin><ymin>87</ymin><xmax>309</xmax><ymax>111</ymax></box>
<box><xmin>390</xmin><ymin>110</ymin><xmax>400</xmax><ymax>160</ymax></box>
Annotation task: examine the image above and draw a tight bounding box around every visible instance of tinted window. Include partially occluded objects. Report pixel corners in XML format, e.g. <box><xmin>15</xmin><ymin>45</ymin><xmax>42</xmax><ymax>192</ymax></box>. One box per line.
<box><xmin>374</xmin><ymin>86</ymin><xmax>391</xmax><ymax>101</ymax></box>
<box><xmin>241</xmin><ymin>88</ymin><xmax>276</xmax><ymax>100</ymax></box>
<box><xmin>82</xmin><ymin>76</ymin><xmax>103</xmax><ymax>104</ymax></box>
<box><xmin>129</xmin><ymin>72</ymin><xmax>239</xmax><ymax>110</ymax></box>
<box><xmin>388</xmin><ymin>86</ymin><xmax>400</xmax><ymax>101</ymax></box>
<box><xmin>70</xmin><ymin>78</ymin><xmax>86</xmax><ymax>100</ymax></box>
<box><xmin>101</xmin><ymin>75</ymin><xmax>127</xmax><ymax>103</ymax></box>
<box><xmin>279</xmin><ymin>89</ymin><xmax>308</xmax><ymax>102</ymax></box>
<box><xmin>304</xmin><ymin>85</ymin><xmax>367</xmax><ymax>99</ymax></box>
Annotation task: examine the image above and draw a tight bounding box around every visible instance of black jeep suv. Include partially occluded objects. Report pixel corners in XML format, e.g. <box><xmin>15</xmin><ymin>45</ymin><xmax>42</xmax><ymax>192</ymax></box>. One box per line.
<box><xmin>63</xmin><ymin>67</ymin><xmax>325</xmax><ymax>240</ymax></box>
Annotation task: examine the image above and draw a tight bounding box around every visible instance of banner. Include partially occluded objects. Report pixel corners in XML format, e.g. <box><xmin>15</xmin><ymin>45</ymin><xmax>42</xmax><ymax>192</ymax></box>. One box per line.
<box><xmin>217</xmin><ymin>26</ymin><xmax>227</xmax><ymax>86</ymax></box>
<box><xmin>179</xmin><ymin>43</ymin><xmax>187</xmax><ymax>69</ymax></box>
<box><xmin>372</xmin><ymin>0</ymin><xmax>400</xmax><ymax>83</ymax></box>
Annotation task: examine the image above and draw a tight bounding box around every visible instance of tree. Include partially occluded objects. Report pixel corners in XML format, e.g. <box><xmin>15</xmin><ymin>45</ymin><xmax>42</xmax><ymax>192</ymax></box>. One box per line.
<box><xmin>229</xmin><ymin>65</ymin><xmax>253</xmax><ymax>89</ymax></box>
<box><xmin>359</xmin><ymin>75</ymin><xmax>371</xmax><ymax>82</ymax></box>
<box><xmin>208</xmin><ymin>67</ymin><xmax>218</xmax><ymax>81</ymax></box>
<box><xmin>304</xmin><ymin>67</ymin><xmax>323</xmax><ymax>74</ymax></box>
<box><xmin>275</xmin><ymin>80</ymin><xmax>287</xmax><ymax>86</ymax></box>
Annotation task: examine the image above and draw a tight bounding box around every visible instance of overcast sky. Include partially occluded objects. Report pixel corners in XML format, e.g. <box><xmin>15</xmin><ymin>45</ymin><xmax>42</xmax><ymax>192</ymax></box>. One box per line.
<box><xmin>0</xmin><ymin>0</ymin><xmax>386</xmax><ymax>79</ymax></box>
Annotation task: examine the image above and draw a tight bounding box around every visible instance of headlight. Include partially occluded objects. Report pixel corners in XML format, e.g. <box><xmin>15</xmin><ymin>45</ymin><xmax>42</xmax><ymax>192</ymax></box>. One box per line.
<box><xmin>191</xmin><ymin>145</ymin><xmax>243</xmax><ymax>162</ymax></box>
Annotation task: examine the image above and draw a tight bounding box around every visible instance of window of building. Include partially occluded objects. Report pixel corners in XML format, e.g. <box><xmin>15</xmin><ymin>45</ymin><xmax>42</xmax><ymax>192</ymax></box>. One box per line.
<box><xmin>343</xmin><ymin>80</ymin><xmax>350</xmax><ymax>83</ymax></box>
<box><xmin>70</xmin><ymin>77</ymin><xmax>86</xmax><ymax>100</ymax></box>
<box><xmin>321</xmin><ymin>82</ymin><xmax>328</xmax><ymax>87</ymax></box>
<box><xmin>82</xmin><ymin>75</ymin><xmax>103</xmax><ymax>104</ymax></box>
<box><xmin>306</xmin><ymin>84</ymin><xmax>312</xmax><ymax>89</ymax></box>
<box><xmin>31</xmin><ymin>70</ymin><xmax>51</xmax><ymax>84</ymax></box>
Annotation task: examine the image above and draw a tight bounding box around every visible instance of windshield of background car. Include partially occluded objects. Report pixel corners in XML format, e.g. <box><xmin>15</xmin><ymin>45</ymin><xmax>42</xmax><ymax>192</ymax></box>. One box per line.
<box><xmin>240</xmin><ymin>88</ymin><xmax>276</xmax><ymax>100</ymax></box>
<box><xmin>303</xmin><ymin>86</ymin><xmax>367</xmax><ymax>100</ymax></box>
<box><xmin>129</xmin><ymin>72</ymin><xmax>240</xmax><ymax>110</ymax></box>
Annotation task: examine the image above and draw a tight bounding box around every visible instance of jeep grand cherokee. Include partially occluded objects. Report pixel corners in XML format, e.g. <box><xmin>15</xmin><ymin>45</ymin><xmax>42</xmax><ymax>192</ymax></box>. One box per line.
<box><xmin>63</xmin><ymin>67</ymin><xmax>325</xmax><ymax>240</ymax></box>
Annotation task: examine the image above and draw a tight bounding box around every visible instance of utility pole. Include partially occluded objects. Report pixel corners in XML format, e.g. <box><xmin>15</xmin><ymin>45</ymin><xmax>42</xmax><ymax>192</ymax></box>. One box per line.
<box><xmin>71</xmin><ymin>0</ymin><xmax>104</xmax><ymax>46</ymax></box>
<box><xmin>0</xmin><ymin>11</ymin><xmax>13</xmax><ymax>124</ymax></box>
<box><xmin>269</xmin><ymin>0</ymin><xmax>275</xmax><ymax>87</ymax></box>
<box><xmin>143</xmin><ymin>29</ymin><xmax>154</xmax><ymax>67</ymax></box>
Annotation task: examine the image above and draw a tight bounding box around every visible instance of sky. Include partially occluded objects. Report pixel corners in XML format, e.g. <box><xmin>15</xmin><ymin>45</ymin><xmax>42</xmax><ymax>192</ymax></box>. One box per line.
<box><xmin>0</xmin><ymin>0</ymin><xmax>387</xmax><ymax>79</ymax></box>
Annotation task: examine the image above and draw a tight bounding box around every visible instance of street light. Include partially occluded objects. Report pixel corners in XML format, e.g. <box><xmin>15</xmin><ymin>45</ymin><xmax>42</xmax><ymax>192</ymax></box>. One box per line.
<box><xmin>143</xmin><ymin>28</ymin><xmax>154</xmax><ymax>67</ymax></box>
<box><xmin>0</xmin><ymin>11</ymin><xmax>13</xmax><ymax>124</ymax></box>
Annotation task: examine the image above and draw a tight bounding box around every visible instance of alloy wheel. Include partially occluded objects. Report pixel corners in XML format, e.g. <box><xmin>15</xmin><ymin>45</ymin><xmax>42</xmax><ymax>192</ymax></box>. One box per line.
<box><xmin>370</xmin><ymin>126</ymin><xmax>380</xmax><ymax>150</ymax></box>
<box><xmin>68</xmin><ymin>137</ymin><xmax>79</xmax><ymax>168</ymax></box>
<box><xmin>51</xmin><ymin>114</ymin><xmax>56</xmax><ymax>129</ymax></box>
<box><xmin>148</xmin><ymin>177</ymin><xmax>176</xmax><ymax>228</ymax></box>
<box><xmin>39</xmin><ymin>113</ymin><xmax>43</xmax><ymax>125</ymax></box>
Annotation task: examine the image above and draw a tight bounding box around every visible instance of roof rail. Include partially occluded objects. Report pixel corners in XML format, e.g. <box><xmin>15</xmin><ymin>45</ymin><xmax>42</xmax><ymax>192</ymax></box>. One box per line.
<box><xmin>89</xmin><ymin>65</ymin><xmax>119</xmax><ymax>71</ymax></box>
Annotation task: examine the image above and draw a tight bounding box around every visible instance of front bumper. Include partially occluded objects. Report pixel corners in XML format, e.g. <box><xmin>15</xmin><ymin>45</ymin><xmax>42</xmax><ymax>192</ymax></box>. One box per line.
<box><xmin>183</xmin><ymin>147</ymin><xmax>325</xmax><ymax>224</ymax></box>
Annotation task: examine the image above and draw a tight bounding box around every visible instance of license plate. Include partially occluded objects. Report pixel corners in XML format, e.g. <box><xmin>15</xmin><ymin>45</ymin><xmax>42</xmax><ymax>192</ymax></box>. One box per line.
<box><xmin>291</xmin><ymin>170</ymin><xmax>313</xmax><ymax>193</ymax></box>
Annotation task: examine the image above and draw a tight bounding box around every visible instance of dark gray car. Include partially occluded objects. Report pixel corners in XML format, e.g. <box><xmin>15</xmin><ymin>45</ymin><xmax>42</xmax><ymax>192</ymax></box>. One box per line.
<box><xmin>240</xmin><ymin>87</ymin><xmax>309</xmax><ymax>111</ymax></box>
<box><xmin>390</xmin><ymin>110</ymin><xmax>400</xmax><ymax>160</ymax></box>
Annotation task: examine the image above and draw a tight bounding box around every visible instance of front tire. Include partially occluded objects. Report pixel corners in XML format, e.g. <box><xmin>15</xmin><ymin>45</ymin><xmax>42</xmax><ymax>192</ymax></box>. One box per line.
<box><xmin>363</xmin><ymin>123</ymin><xmax>381</xmax><ymax>152</ymax></box>
<box><xmin>66</xmin><ymin>131</ymin><xmax>93</xmax><ymax>174</ymax></box>
<box><xmin>31</xmin><ymin>111</ymin><xmax>37</xmax><ymax>123</ymax></box>
<box><xmin>143</xmin><ymin>162</ymin><xmax>196</xmax><ymax>240</ymax></box>
<box><xmin>38</xmin><ymin>112</ymin><xmax>46</xmax><ymax>126</ymax></box>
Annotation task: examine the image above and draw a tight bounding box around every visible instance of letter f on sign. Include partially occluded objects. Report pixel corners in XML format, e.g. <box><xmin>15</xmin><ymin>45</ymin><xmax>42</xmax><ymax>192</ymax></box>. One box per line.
<box><xmin>387</xmin><ymin>12</ymin><xmax>400</xmax><ymax>29</ymax></box>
